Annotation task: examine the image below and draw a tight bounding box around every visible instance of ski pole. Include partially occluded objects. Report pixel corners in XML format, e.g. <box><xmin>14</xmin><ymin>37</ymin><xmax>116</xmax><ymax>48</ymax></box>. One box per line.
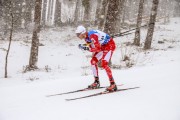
<box><xmin>111</xmin><ymin>24</ymin><xmax>148</xmax><ymax>38</ymax></box>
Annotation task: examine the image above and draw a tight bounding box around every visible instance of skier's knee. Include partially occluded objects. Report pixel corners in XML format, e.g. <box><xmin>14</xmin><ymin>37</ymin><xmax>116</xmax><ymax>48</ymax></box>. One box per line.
<box><xmin>101</xmin><ymin>60</ymin><xmax>108</xmax><ymax>69</ymax></box>
<box><xmin>91</xmin><ymin>57</ymin><xmax>98</xmax><ymax>65</ymax></box>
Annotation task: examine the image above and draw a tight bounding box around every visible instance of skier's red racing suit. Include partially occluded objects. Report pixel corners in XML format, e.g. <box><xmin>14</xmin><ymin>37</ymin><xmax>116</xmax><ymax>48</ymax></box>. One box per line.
<box><xmin>84</xmin><ymin>30</ymin><xmax>116</xmax><ymax>80</ymax></box>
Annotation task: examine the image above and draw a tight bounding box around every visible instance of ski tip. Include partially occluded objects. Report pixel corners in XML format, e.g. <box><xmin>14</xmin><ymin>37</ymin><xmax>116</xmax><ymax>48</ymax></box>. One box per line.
<box><xmin>65</xmin><ymin>99</ymin><xmax>75</xmax><ymax>101</ymax></box>
<box><xmin>131</xmin><ymin>86</ymin><xmax>139</xmax><ymax>88</ymax></box>
<box><xmin>121</xmin><ymin>86</ymin><xmax>140</xmax><ymax>90</ymax></box>
<box><xmin>46</xmin><ymin>95</ymin><xmax>52</xmax><ymax>97</ymax></box>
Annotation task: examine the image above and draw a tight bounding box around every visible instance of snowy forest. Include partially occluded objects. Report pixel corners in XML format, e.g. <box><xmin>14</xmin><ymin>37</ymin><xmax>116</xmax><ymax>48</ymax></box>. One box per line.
<box><xmin>0</xmin><ymin>0</ymin><xmax>180</xmax><ymax>120</ymax></box>
<box><xmin>0</xmin><ymin>0</ymin><xmax>180</xmax><ymax>29</ymax></box>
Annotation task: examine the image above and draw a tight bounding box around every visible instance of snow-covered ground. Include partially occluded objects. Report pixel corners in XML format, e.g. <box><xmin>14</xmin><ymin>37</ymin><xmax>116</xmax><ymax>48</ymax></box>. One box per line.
<box><xmin>0</xmin><ymin>18</ymin><xmax>180</xmax><ymax>120</ymax></box>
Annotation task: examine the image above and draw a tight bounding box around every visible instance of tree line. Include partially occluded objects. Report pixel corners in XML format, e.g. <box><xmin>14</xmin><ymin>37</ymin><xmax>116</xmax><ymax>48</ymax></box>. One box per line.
<box><xmin>0</xmin><ymin>0</ymin><xmax>180</xmax><ymax>78</ymax></box>
<box><xmin>0</xmin><ymin>0</ymin><xmax>179</xmax><ymax>31</ymax></box>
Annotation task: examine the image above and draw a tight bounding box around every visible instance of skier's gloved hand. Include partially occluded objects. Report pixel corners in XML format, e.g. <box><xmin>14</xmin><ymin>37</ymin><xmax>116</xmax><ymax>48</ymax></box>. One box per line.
<box><xmin>78</xmin><ymin>44</ymin><xmax>89</xmax><ymax>51</ymax></box>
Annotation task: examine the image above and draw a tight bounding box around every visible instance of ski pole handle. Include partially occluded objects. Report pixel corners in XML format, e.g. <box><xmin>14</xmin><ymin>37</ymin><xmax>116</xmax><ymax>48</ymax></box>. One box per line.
<box><xmin>78</xmin><ymin>44</ymin><xmax>89</xmax><ymax>51</ymax></box>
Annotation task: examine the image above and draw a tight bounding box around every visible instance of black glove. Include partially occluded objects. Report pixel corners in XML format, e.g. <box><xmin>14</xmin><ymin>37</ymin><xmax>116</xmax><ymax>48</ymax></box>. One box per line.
<box><xmin>78</xmin><ymin>44</ymin><xmax>89</xmax><ymax>51</ymax></box>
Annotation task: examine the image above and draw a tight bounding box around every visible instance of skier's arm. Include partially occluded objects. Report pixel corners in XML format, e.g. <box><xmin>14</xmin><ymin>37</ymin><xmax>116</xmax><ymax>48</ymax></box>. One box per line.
<box><xmin>89</xmin><ymin>34</ymin><xmax>101</xmax><ymax>52</ymax></box>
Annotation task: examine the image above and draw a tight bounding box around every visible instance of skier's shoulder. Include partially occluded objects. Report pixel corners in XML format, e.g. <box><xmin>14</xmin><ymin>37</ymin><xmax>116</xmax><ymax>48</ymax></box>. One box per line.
<box><xmin>87</xmin><ymin>30</ymin><xmax>98</xmax><ymax>37</ymax></box>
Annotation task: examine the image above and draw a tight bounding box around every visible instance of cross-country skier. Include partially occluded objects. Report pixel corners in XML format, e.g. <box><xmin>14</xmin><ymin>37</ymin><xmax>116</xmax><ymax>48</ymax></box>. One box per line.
<box><xmin>75</xmin><ymin>25</ymin><xmax>117</xmax><ymax>92</ymax></box>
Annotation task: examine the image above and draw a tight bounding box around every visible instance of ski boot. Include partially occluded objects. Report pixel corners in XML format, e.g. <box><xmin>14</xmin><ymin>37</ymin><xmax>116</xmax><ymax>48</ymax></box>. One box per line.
<box><xmin>106</xmin><ymin>83</ymin><xmax>117</xmax><ymax>92</ymax></box>
<box><xmin>88</xmin><ymin>77</ymin><xmax>100</xmax><ymax>89</ymax></box>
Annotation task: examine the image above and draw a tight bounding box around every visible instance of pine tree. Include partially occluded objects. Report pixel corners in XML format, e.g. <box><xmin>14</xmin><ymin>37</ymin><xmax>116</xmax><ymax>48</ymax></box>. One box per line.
<box><xmin>144</xmin><ymin>0</ymin><xmax>159</xmax><ymax>50</ymax></box>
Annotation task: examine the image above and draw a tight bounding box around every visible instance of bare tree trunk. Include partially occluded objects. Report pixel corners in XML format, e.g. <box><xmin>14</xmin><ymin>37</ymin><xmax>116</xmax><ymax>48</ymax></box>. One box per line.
<box><xmin>74</xmin><ymin>0</ymin><xmax>81</xmax><ymax>25</ymax></box>
<box><xmin>104</xmin><ymin>0</ymin><xmax>120</xmax><ymax>35</ymax></box>
<box><xmin>14</xmin><ymin>0</ymin><xmax>22</xmax><ymax>29</ymax></box>
<box><xmin>174</xmin><ymin>0</ymin><xmax>180</xmax><ymax>17</ymax></box>
<box><xmin>24</xmin><ymin>0</ymin><xmax>34</xmax><ymax>30</ymax></box>
<box><xmin>50</xmin><ymin>0</ymin><xmax>54</xmax><ymax>25</ymax></box>
<box><xmin>5</xmin><ymin>13</ymin><xmax>14</xmax><ymax>78</ymax></box>
<box><xmin>47</xmin><ymin>0</ymin><xmax>52</xmax><ymax>24</ymax></box>
<box><xmin>133</xmin><ymin>0</ymin><xmax>144</xmax><ymax>46</ymax></box>
<box><xmin>126</xmin><ymin>0</ymin><xmax>131</xmax><ymax>22</ymax></box>
<box><xmin>54</xmin><ymin>0</ymin><xmax>62</xmax><ymax>26</ymax></box>
<box><xmin>0</xmin><ymin>1</ymin><xmax>2</xmax><ymax>19</ymax></box>
<box><xmin>115</xmin><ymin>0</ymin><xmax>125</xmax><ymax>33</ymax></box>
<box><xmin>121</xmin><ymin>0</ymin><xmax>127</xmax><ymax>26</ymax></box>
<box><xmin>42</xmin><ymin>0</ymin><xmax>47</xmax><ymax>27</ymax></box>
<box><xmin>98</xmin><ymin>0</ymin><xmax>108</xmax><ymax>30</ymax></box>
<box><xmin>144</xmin><ymin>0</ymin><xmax>159</xmax><ymax>50</ymax></box>
<box><xmin>162</xmin><ymin>0</ymin><xmax>170</xmax><ymax>24</ymax></box>
<box><xmin>102</xmin><ymin>0</ymin><xmax>119</xmax><ymax>66</ymax></box>
<box><xmin>94</xmin><ymin>0</ymin><xmax>102</xmax><ymax>25</ymax></box>
<box><xmin>82</xmin><ymin>0</ymin><xmax>90</xmax><ymax>26</ymax></box>
<box><xmin>28</xmin><ymin>0</ymin><xmax>42</xmax><ymax>70</ymax></box>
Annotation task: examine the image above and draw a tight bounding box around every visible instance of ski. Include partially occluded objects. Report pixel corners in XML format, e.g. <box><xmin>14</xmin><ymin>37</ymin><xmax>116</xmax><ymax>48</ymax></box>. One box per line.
<box><xmin>46</xmin><ymin>84</ymin><xmax>123</xmax><ymax>97</ymax></box>
<box><xmin>66</xmin><ymin>87</ymin><xmax>139</xmax><ymax>101</ymax></box>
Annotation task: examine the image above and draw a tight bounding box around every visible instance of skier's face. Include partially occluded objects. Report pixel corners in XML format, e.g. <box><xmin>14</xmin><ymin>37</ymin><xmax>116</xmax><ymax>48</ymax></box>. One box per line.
<box><xmin>78</xmin><ymin>33</ymin><xmax>86</xmax><ymax>40</ymax></box>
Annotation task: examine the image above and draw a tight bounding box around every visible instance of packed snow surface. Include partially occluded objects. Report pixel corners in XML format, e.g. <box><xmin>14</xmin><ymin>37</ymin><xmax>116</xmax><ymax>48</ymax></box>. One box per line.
<box><xmin>0</xmin><ymin>18</ymin><xmax>180</xmax><ymax>120</ymax></box>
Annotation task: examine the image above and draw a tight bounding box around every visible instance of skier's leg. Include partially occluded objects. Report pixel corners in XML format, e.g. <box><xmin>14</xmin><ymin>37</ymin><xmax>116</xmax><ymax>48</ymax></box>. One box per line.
<box><xmin>88</xmin><ymin>52</ymin><xmax>103</xmax><ymax>89</ymax></box>
<box><xmin>91</xmin><ymin>58</ymin><xmax>99</xmax><ymax>78</ymax></box>
<box><xmin>101</xmin><ymin>50</ymin><xmax>114</xmax><ymax>81</ymax></box>
<box><xmin>90</xmin><ymin>51</ymin><xmax>103</xmax><ymax>78</ymax></box>
<box><xmin>101</xmin><ymin>50</ymin><xmax>117</xmax><ymax>91</ymax></box>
